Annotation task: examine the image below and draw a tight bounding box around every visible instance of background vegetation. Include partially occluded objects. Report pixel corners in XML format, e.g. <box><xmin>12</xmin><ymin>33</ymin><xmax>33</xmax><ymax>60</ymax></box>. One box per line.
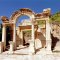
<box><xmin>50</xmin><ymin>12</ymin><xmax>60</xmax><ymax>23</ymax></box>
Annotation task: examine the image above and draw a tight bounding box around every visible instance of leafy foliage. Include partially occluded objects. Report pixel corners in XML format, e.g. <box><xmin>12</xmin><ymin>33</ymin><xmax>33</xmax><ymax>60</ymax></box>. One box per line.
<box><xmin>37</xmin><ymin>20</ymin><xmax>45</xmax><ymax>25</ymax></box>
<box><xmin>50</xmin><ymin>12</ymin><xmax>60</xmax><ymax>23</ymax></box>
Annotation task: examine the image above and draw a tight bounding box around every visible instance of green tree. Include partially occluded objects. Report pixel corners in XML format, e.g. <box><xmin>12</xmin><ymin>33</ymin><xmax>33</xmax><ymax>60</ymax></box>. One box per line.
<box><xmin>50</xmin><ymin>12</ymin><xmax>60</xmax><ymax>23</ymax></box>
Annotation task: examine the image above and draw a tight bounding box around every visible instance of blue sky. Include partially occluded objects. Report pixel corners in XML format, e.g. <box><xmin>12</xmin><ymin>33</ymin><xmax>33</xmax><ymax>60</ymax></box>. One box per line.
<box><xmin>0</xmin><ymin>0</ymin><xmax>60</xmax><ymax>24</ymax></box>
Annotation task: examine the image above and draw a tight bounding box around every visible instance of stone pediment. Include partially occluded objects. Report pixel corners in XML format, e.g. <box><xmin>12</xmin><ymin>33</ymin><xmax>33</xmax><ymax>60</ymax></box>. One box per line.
<box><xmin>19</xmin><ymin>19</ymin><xmax>32</xmax><ymax>26</ymax></box>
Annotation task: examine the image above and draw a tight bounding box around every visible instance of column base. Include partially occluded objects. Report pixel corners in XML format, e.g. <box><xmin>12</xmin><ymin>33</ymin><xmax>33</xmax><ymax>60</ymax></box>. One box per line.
<box><xmin>46</xmin><ymin>50</ymin><xmax>52</xmax><ymax>54</ymax></box>
<box><xmin>8</xmin><ymin>51</ymin><xmax>14</xmax><ymax>54</ymax></box>
<box><xmin>2</xmin><ymin>42</ymin><xmax>6</xmax><ymax>51</ymax></box>
<box><xmin>0</xmin><ymin>42</ymin><xmax>3</xmax><ymax>53</ymax></box>
<box><xmin>9</xmin><ymin>41</ymin><xmax>14</xmax><ymax>54</ymax></box>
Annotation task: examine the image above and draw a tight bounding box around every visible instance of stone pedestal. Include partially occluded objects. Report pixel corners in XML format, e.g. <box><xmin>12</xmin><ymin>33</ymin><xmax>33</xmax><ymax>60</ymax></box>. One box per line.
<box><xmin>0</xmin><ymin>42</ymin><xmax>3</xmax><ymax>53</ymax></box>
<box><xmin>9</xmin><ymin>41</ymin><xmax>14</xmax><ymax>54</ymax></box>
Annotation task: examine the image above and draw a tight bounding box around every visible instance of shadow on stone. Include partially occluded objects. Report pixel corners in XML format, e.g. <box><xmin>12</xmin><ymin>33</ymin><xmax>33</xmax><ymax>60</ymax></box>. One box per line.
<box><xmin>51</xmin><ymin>34</ymin><xmax>59</xmax><ymax>51</ymax></box>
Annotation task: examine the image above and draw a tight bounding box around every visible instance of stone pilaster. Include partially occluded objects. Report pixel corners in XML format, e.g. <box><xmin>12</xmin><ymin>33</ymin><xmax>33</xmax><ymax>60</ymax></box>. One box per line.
<box><xmin>20</xmin><ymin>31</ymin><xmax>23</xmax><ymax>45</ymax></box>
<box><xmin>46</xmin><ymin>18</ymin><xmax>52</xmax><ymax>53</ymax></box>
<box><xmin>29</xmin><ymin>24</ymin><xmax>35</xmax><ymax>54</ymax></box>
<box><xmin>13</xmin><ymin>24</ymin><xmax>16</xmax><ymax>50</ymax></box>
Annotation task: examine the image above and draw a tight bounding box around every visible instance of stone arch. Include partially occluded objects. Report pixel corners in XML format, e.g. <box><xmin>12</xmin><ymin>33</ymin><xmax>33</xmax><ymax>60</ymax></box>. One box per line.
<box><xmin>10</xmin><ymin>8</ymin><xmax>35</xmax><ymax>23</ymax></box>
<box><xmin>9</xmin><ymin>8</ymin><xmax>35</xmax><ymax>53</ymax></box>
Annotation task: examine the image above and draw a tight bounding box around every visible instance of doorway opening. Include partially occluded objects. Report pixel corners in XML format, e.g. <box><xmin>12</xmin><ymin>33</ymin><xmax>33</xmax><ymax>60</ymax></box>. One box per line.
<box><xmin>6</xmin><ymin>26</ymin><xmax>11</xmax><ymax>50</ymax></box>
<box><xmin>23</xmin><ymin>30</ymin><xmax>32</xmax><ymax>47</ymax></box>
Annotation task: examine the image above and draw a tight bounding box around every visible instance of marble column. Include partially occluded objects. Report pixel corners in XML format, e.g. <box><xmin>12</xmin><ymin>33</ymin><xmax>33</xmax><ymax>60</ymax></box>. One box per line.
<box><xmin>29</xmin><ymin>24</ymin><xmax>35</xmax><ymax>54</ymax></box>
<box><xmin>2</xmin><ymin>23</ymin><xmax>6</xmax><ymax>51</ymax></box>
<box><xmin>19</xmin><ymin>31</ymin><xmax>23</xmax><ymax>45</ymax></box>
<box><xmin>13</xmin><ymin>24</ymin><xmax>16</xmax><ymax>50</ymax></box>
<box><xmin>46</xmin><ymin>18</ymin><xmax>52</xmax><ymax>52</ymax></box>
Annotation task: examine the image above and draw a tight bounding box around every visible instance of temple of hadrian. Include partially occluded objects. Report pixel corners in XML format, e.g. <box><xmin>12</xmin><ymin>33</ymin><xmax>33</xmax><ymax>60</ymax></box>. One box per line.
<box><xmin>0</xmin><ymin>8</ymin><xmax>53</xmax><ymax>54</ymax></box>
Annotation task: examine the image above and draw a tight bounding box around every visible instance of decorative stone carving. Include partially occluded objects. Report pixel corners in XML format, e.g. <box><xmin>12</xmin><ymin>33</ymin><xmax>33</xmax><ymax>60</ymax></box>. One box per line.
<box><xmin>1</xmin><ymin>16</ymin><xmax>9</xmax><ymax>23</ymax></box>
<box><xmin>10</xmin><ymin>8</ymin><xmax>34</xmax><ymax>21</ymax></box>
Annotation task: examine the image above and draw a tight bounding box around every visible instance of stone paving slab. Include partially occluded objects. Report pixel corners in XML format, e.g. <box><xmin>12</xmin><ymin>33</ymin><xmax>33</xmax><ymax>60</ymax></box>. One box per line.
<box><xmin>0</xmin><ymin>46</ymin><xmax>60</xmax><ymax>60</ymax></box>
<box><xmin>0</xmin><ymin>54</ymin><xmax>60</xmax><ymax>60</ymax></box>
